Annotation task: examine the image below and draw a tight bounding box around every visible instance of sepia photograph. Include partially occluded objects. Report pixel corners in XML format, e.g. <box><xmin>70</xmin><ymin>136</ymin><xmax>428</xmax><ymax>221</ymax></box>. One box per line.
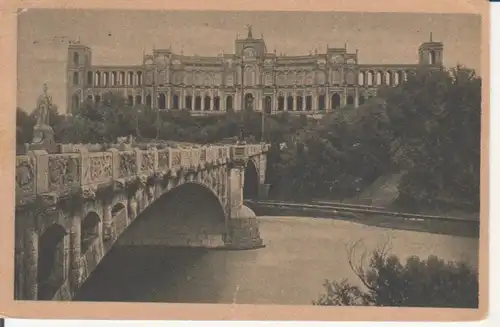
<box><xmin>6</xmin><ymin>2</ymin><xmax>487</xmax><ymax>320</ymax></box>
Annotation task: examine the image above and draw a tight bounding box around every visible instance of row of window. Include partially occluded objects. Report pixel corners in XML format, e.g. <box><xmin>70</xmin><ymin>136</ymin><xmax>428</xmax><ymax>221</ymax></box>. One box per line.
<box><xmin>75</xmin><ymin>93</ymin><xmax>365</xmax><ymax>112</ymax></box>
<box><xmin>72</xmin><ymin>68</ymin><xmax>411</xmax><ymax>88</ymax></box>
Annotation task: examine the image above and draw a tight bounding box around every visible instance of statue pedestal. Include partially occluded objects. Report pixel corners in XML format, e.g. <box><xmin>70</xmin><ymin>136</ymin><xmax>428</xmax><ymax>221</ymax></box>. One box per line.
<box><xmin>30</xmin><ymin>124</ymin><xmax>58</xmax><ymax>154</ymax></box>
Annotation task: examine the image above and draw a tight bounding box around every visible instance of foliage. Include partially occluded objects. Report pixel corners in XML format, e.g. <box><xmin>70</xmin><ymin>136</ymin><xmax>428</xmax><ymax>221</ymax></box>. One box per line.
<box><xmin>313</xmin><ymin>241</ymin><xmax>478</xmax><ymax>308</ymax></box>
<box><xmin>382</xmin><ymin>66</ymin><xmax>481</xmax><ymax>211</ymax></box>
<box><xmin>15</xmin><ymin>65</ymin><xmax>481</xmax><ymax>210</ymax></box>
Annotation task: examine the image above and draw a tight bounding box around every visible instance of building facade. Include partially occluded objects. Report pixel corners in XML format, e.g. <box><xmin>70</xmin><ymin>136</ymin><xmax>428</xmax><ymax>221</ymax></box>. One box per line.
<box><xmin>66</xmin><ymin>27</ymin><xmax>444</xmax><ymax>115</ymax></box>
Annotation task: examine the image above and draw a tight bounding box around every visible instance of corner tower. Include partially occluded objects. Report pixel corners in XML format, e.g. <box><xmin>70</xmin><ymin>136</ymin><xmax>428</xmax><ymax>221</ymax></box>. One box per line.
<box><xmin>418</xmin><ymin>32</ymin><xmax>444</xmax><ymax>66</ymax></box>
<box><xmin>66</xmin><ymin>42</ymin><xmax>92</xmax><ymax>114</ymax></box>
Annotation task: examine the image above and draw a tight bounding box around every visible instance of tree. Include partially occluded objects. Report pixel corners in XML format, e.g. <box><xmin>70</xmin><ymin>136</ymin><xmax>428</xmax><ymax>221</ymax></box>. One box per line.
<box><xmin>381</xmin><ymin>66</ymin><xmax>481</xmax><ymax>211</ymax></box>
<box><xmin>313</xmin><ymin>240</ymin><xmax>478</xmax><ymax>308</ymax></box>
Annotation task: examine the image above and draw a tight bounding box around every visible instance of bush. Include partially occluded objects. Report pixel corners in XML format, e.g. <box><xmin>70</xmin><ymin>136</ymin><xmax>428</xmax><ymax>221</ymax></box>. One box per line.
<box><xmin>313</xmin><ymin>241</ymin><xmax>478</xmax><ymax>308</ymax></box>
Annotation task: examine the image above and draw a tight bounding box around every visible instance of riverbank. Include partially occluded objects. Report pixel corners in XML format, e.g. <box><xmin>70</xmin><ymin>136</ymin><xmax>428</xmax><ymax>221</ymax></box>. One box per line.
<box><xmin>246</xmin><ymin>203</ymin><xmax>479</xmax><ymax>238</ymax></box>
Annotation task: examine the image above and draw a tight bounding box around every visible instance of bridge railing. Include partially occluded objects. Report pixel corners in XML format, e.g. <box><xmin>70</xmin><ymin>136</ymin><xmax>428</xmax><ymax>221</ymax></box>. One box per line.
<box><xmin>15</xmin><ymin>143</ymin><xmax>269</xmax><ymax>200</ymax></box>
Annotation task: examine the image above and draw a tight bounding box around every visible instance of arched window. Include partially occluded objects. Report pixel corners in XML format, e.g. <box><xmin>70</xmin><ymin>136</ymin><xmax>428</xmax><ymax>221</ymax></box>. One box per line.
<box><xmin>73</xmin><ymin>52</ymin><xmax>79</xmax><ymax>65</ymax></box>
<box><xmin>225</xmin><ymin>95</ymin><xmax>233</xmax><ymax>111</ymax></box>
<box><xmin>173</xmin><ymin>94</ymin><xmax>179</xmax><ymax>109</ymax></box>
<box><xmin>264</xmin><ymin>96</ymin><xmax>272</xmax><ymax>114</ymax></box>
<box><xmin>186</xmin><ymin>95</ymin><xmax>193</xmax><ymax>110</ymax></box>
<box><xmin>128</xmin><ymin>72</ymin><xmax>134</xmax><ymax>86</ymax></box>
<box><xmin>296</xmin><ymin>96</ymin><xmax>303</xmax><ymax>111</ymax></box>
<box><xmin>137</xmin><ymin>72</ymin><xmax>143</xmax><ymax>85</ymax></box>
<box><xmin>331</xmin><ymin>93</ymin><xmax>341</xmax><ymax>109</ymax></box>
<box><xmin>194</xmin><ymin>96</ymin><xmax>202</xmax><ymax>111</ymax></box>
<box><xmin>376</xmin><ymin>71</ymin><xmax>383</xmax><ymax>85</ymax></box>
<box><xmin>385</xmin><ymin>71</ymin><xmax>392</xmax><ymax>86</ymax></box>
<box><xmin>128</xmin><ymin>95</ymin><xmax>134</xmax><ymax>106</ymax></box>
<box><xmin>429</xmin><ymin>51</ymin><xmax>436</xmax><ymax>65</ymax></box>
<box><xmin>87</xmin><ymin>71</ymin><xmax>93</xmax><ymax>86</ymax></box>
<box><xmin>103</xmin><ymin>72</ymin><xmax>109</xmax><ymax>87</ymax></box>
<box><xmin>213</xmin><ymin>96</ymin><xmax>220</xmax><ymax>111</ymax></box>
<box><xmin>135</xmin><ymin>95</ymin><xmax>142</xmax><ymax>105</ymax></box>
<box><xmin>316</xmin><ymin>71</ymin><xmax>326</xmax><ymax>85</ymax></box>
<box><xmin>366</xmin><ymin>71</ymin><xmax>374</xmax><ymax>86</ymax></box>
<box><xmin>358</xmin><ymin>71</ymin><xmax>365</xmax><ymax>85</ymax></box>
<box><xmin>305</xmin><ymin>95</ymin><xmax>312</xmax><ymax>111</ymax></box>
<box><xmin>278</xmin><ymin>96</ymin><xmax>284</xmax><ymax>111</ymax></box>
<box><xmin>73</xmin><ymin>72</ymin><xmax>79</xmax><ymax>85</ymax></box>
<box><xmin>158</xmin><ymin>93</ymin><xmax>166</xmax><ymax>110</ymax></box>
<box><xmin>146</xmin><ymin>94</ymin><xmax>152</xmax><ymax>107</ymax></box>
<box><xmin>331</xmin><ymin>70</ymin><xmax>342</xmax><ymax>85</ymax></box>
<box><xmin>318</xmin><ymin>94</ymin><xmax>325</xmax><ymax>111</ymax></box>
<box><xmin>287</xmin><ymin>96</ymin><xmax>293</xmax><ymax>111</ymax></box>
<box><xmin>204</xmin><ymin>95</ymin><xmax>211</xmax><ymax>111</ymax></box>
<box><xmin>346</xmin><ymin>71</ymin><xmax>356</xmax><ymax>85</ymax></box>
<box><xmin>244</xmin><ymin>67</ymin><xmax>256</xmax><ymax>86</ymax></box>
<box><xmin>346</xmin><ymin>95</ymin><xmax>354</xmax><ymax>106</ymax></box>
<box><xmin>95</xmin><ymin>72</ymin><xmax>100</xmax><ymax>87</ymax></box>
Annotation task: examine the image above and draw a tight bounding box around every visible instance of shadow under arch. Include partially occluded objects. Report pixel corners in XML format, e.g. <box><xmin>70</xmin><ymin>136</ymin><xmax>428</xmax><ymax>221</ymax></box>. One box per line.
<box><xmin>243</xmin><ymin>159</ymin><xmax>259</xmax><ymax>199</ymax></box>
<box><xmin>81</xmin><ymin>211</ymin><xmax>101</xmax><ymax>254</ymax></box>
<box><xmin>37</xmin><ymin>223</ymin><xmax>67</xmax><ymax>300</ymax></box>
<box><xmin>116</xmin><ymin>181</ymin><xmax>228</xmax><ymax>248</ymax></box>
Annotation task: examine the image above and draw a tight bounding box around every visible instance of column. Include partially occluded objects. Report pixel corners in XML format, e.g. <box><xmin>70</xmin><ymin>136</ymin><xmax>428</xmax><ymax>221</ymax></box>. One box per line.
<box><xmin>24</xmin><ymin>228</ymin><xmax>38</xmax><ymax>300</ymax></box>
<box><xmin>354</xmin><ymin>87</ymin><xmax>359</xmax><ymax>108</ymax></box>
<box><xmin>313</xmin><ymin>91</ymin><xmax>318</xmax><ymax>112</ymax></box>
<box><xmin>166</xmin><ymin>89</ymin><xmax>171</xmax><ymax>109</ymax></box>
<box><xmin>180</xmin><ymin>88</ymin><xmax>185</xmax><ymax>109</ymax></box>
<box><xmin>191</xmin><ymin>88</ymin><xmax>195</xmax><ymax>111</ymax></box>
<box><xmin>293</xmin><ymin>93</ymin><xmax>297</xmax><ymax>111</ymax></box>
<box><xmin>220</xmin><ymin>90</ymin><xmax>226</xmax><ymax>111</ymax></box>
<box><xmin>69</xmin><ymin>218</ymin><xmax>82</xmax><ymax>290</ymax></box>
<box><xmin>326</xmin><ymin>85</ymin><xmax>330</xmax><ymax>111</ymax></box>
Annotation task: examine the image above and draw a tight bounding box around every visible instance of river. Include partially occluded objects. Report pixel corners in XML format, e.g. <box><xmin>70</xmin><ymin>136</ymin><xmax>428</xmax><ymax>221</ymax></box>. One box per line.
<box><xmin>75</xmin><ymin>216</ymin><xmax>479</xmax><ymax>304</ymax></box>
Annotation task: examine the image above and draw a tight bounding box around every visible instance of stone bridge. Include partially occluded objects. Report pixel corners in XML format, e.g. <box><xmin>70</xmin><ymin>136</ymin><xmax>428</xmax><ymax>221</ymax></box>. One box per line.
<box><xmin>14</xmin><ymin>143</ymin><xmax>269</xmax><ymax>301</ymax></box>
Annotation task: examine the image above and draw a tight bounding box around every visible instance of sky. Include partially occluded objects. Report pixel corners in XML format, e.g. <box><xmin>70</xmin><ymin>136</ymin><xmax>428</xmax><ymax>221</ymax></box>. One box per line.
<box><xmin>17</xmin><ymin>9</ymin><xmax>481</xmax><ymax>113</ymax></box>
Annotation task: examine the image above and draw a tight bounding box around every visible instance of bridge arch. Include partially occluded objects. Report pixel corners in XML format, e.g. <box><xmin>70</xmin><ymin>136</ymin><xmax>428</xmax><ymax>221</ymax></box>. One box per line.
<box><xmin>243</xmin><ymin>159</ymin><xmax>259</xmax><ymax>199</ymax></box>
<box><xmin>37</xmin><ymin>223</ymin><xmax>68</xmax><ymax>300</ymax></box>
<box><xmin>81</xmin><ymin>212</ymin><xmax>101</xmax><ymax>254</ymax></box>
<box><xmin>116</xmin><ymin>181</ymin><xmax>227</xmax><ymax>247</ymax></box>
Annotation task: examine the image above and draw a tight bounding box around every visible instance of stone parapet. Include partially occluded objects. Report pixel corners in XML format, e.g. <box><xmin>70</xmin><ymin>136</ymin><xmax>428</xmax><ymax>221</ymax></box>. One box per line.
<box><xmin>15</xmin><ymin>143</ymin><xmax>269</xmax><ymax>206</ymax></box>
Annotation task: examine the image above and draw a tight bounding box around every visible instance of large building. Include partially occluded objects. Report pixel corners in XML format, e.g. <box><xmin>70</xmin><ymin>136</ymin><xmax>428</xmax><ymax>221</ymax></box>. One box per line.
<box><xmin>66</xmin><ymin>26</ymin><xmax>444</xmax><ymax>115</ymax></box>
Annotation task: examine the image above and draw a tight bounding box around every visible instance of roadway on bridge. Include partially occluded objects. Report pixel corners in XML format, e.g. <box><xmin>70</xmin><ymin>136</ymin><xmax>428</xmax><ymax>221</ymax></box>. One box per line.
<box><xmin>75</xmin><ymin>216</ymin><xmax>479</xmax><ymax>304</ymax></box>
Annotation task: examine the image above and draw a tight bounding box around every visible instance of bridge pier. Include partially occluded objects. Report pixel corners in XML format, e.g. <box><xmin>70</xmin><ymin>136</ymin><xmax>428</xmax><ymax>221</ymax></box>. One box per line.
<box><xmin>224</xmin><ymin>158</ymin><xmax>264</xmax><ymax>250</ymax></box>
<box><xmin>24</xmin><ymin>228</ymin><xmax>39</xmax><ymax>300</ymax></box>
<box><xmin>69</xmin><ymin>218</ymin><xmax>82</xmax><ymax>293</ymax></box>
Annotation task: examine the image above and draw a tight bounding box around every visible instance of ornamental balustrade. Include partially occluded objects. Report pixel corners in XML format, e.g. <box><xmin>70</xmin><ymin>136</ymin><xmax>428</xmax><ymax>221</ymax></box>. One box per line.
<box><xmin>15</xmin><ymin>144</ymin><xmax>269</xmax><ymax>203</ymax></box>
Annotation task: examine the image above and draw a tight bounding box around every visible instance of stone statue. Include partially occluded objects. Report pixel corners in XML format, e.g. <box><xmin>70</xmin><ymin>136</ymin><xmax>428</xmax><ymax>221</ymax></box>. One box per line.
<box><xmin>30</xmin><ymin>83</ymin><xmax>56</xmax><ymax>152</ymax></box>
<box><xmin>246</xmin><ymin>24</ymin><xmax>253</xmax><ymax>38</ymax></box>
<box><xmin>35</xmin><ymin>83</ymin><xmax>51</xmax><ymax>126</ymax></box>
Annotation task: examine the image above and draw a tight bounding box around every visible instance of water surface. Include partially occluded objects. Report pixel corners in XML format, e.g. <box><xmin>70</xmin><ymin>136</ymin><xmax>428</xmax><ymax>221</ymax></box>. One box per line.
<box><xmin>76</xmin><ymin>216</ymin><xmax>479</xmax><ymax>304</ymax></box>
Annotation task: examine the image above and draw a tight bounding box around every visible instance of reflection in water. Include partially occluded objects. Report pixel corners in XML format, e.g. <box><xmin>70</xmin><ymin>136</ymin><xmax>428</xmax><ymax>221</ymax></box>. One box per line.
<box><xmin>75</xmin><ymin>216</ymin><xmax>479</xmax><ymax>304</ymax></box>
